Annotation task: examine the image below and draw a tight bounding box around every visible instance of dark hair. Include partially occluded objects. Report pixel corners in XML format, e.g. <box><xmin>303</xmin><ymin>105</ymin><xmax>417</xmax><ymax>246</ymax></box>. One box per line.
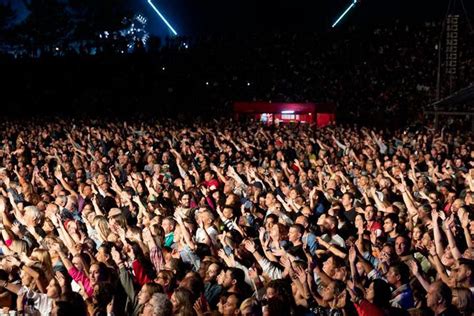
<box><xmin>384</xmin><ymin>213</ymin><xmax>399</xmax><ymax>225</ymax></box>
<box><xmin>144</xmin><ymin>282</ymin><xmax>164</xmax><ymax>295</ymax></box>
<box><xmin>93</xmin><ymin>282</ymin><xmax>114</xmax><ymax>308</ymax></box>
<box><xmin>435</xmin><ymin>281</ymin><xmax>452</xmax><ymax>306</ymax></box>
<box><xmin>93</xmin><ymin>262</ymin><xmax>111</xmax><ymax>283</ymax></box>
<box><xmin>371</xmin><ymin>279</ymin><xmax>392</xmax><ymax>308</ymax></box>
<box><xmin>290</xmin><ymin>223</ymin><xmax>305</xmax><ymax>235</ymax></box>
<box><xmin>128</xmin><ymin>241</ymin><xmax>156</xmax><ymax>280</ymax></box>
<box><xmin>265</xmin><ymin>213</ymin><xmax>279</xmax><ymax>224</ymax></box>
<box><xmin>228</xmin><ymin>267</ymin><xmax>245</xmax><ymax>286</ymax></box>
<box><xmin>266</xmin><ymin>297</ymin><xmax>291</xmax><ymax>316</ymax></box>
<box><xmin>266</xmin><ymin>279</ymin><xmax>295</xmax><ymax>308</ymax></box>
<box><xmin>179</xmin><ymin>272</ymin><xmax>204</xmax><ymax>301</ymax></box>
<box><xmin>54</xmin><ymin>292</ymin><xmax>88</xmax><ymax>316</ymax></box>
<box><xmin>390</xmin><ymin>262</ymin><xmax>410</xmax><ymax>284</ymax></box>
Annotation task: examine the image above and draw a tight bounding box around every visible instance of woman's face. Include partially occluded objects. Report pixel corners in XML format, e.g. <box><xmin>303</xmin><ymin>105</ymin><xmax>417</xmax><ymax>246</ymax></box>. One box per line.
<box><xmin>46</xmin><ymin>279</ymin><xmax>59</xmax><ymax>298</ymax></box>
<box><xmin>289</xmin><ymin>189</ymin><xmax>297</xmax><ymax>200</ymax></box>
<box><xmin>365</xmin><ymin>207</ymin><xmax>375</xmax><ymax>221</ymax></box>
<box><xmin>365</xmin><ymin>282</ymin><xmax>375</xmax><ymax>303</ymax></box>
<box><xmin>270</xmin><ymin>225</ymin><xmax>280</xmax><ymax>240</ymax></box>
<box><xmin>265</xmin><ymin>287</ymin><xmax>276</xmax><ymax>299</ymax></box>
<box><xmin>441</xmin><ymin>246</ymin><xmax>455</xmax><ymax>267</ymax></box>
<box><xmin>422</xmin><ymin>233</ymin><xmax>431</xmax><ymax>247</ymax></box>
<box><xmin>321</xmin><ymin>282</ymin><xmax>336</xmax><ymax>302</ymax></box>
<box><xmin>89</xmin><ymin>264</ymin><xmax>101</xmax><ymax>286</ymax></box>
<box><xmin>170</xmin><ymin>292</ymin><xmax>179</xmax><ymax>313</ymax></box>
<box><xmin>355</xmin><ymin>215</ymin><xmax>364</xmax><ymax>229</ymax></box>
<box><xmin>20</xmin><ymin>268</ymin><xmax>33</xmax><ymax>286</ymax></box>
<box><xmin>43</xmin><ymin>219</ymin><xmax>55</xmax><ymax>233</ymax></box>
<box><xmin>412</xmin><ymin>227</ymin><xmax>422</xmax><ymax>241</ymax></box>
<box><xmin>66</xmin><ymin>222</ymin><xmax>78</xmax><ymax>235</ymax></box>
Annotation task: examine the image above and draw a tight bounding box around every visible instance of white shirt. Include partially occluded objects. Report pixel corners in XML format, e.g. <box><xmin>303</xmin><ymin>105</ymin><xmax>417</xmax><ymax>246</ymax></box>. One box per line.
<box><xmin>195</xmin><ymin>226</ymin><xmax>218</xmax><ymax>245</ymax></box>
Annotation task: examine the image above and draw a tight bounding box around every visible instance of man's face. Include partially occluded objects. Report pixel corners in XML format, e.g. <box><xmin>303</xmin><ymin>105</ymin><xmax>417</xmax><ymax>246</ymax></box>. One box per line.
<box><xmin>365</xmin><ymin>207</ymin><xmax>375</xmax><ymax>221</ymax></box>
<box><xmin>265</xmin><ymin>193</ymin><xmax>275</xmax><ymax>208</ymax></box>
<box><xmin>222</xmin><ymin>270</ymin><xmax>233</xmax><ymax>289</ymax></box>
<box><xmin>205</xmin><ymin>263</ymin><xmax>220</xmax><ymax>282</ymax></box>
<box><xmin>295</xmin><ymin>216</ymin><xmax>306</xmax><ymax>227</ymax></box>
<box><xmin>323</xmin><ymin>219</ymin><xmax>333</xmax><ymax>233</ymax></box>
<box><xmin>342</xmin><ymin>194</ymin><xmax>352</xmax><ymax>207</ymax></box>
<box><xmin>162</xmin><ymin>219</ymin><xmax>174</xmax><ymax>234</ymax></box>
<box><xmin>455</xmin><ymin>264</ymin><xmax>470</xmax><ymax>283</ymax></box>
<box><xmin>383</xmin><ymin>218</ymin><xmax>394</xmax><ymax>233</ymax></box>
<box><xmin>180</xmin><ymin>195</ymin><xmax>190</xmax><ymax>207</ymax></box>
<box><xmin>24</xmin><ymin>210</ymin><xmax>36</xmax><ymax>226</ymax></box>
<box><xmin>288</xmin><ymin>227</ymin><xmax>301</xmax><ymax>243</ymax></box>
<box><xmin>386</xmin><ymin>267</ymin><xmax>399</xmax><ymax>286</ymax></box>
<box><xmin>395</xmin><ymin>237</ymin><xmax>408</xmax><ymax>256</ymax></box>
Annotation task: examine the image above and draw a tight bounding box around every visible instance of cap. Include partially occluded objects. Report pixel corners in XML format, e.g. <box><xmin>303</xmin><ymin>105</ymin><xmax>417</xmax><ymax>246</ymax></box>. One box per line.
<box><xmin>252</xmin><ymin>182</ymin><xmax>263</xmax><ymax>190</ymax></box>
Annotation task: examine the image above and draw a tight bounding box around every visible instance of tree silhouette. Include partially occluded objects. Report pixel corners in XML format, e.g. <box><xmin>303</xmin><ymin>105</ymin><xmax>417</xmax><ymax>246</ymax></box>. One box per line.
<box><xmin>15</xmin><ymin>0</ymin><xmax>72</xmax><ymax>56</ymax></box>
<box><xmin>68</xmin><ymin>0</ymin><xmax>131</xmax><ymax>41</ymax></box>
<box><xmin>0</xmin><ymin>1</ymin><xmax>16</xmax><ymax>42</ymax></box>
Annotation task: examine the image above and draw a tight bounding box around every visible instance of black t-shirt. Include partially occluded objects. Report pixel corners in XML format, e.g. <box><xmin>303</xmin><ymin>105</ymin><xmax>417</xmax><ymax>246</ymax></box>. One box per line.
<box><xmin>344</xmin><ymin>208</ymin><xmax>357</xmax><ymax>223</ymax></box>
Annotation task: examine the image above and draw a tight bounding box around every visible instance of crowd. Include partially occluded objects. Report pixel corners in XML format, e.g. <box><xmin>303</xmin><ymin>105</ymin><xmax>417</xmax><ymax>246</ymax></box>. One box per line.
<box><xmin>0</xmin><ymin>117</ymin><xmax>472</xmax><ymax>316</ymax></box>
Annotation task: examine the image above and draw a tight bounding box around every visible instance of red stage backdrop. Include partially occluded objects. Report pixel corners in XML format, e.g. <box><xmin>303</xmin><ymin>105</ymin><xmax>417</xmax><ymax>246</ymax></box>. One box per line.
<box><xmin>233</xmin><ymin>102</ymin><xmax>335</xmax><ymax>126</ymax></box>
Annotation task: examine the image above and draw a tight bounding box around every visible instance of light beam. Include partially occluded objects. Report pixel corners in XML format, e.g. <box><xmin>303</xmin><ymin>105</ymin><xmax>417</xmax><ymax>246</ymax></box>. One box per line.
<box><xmin>332</xmin><ymin>0</ymin><xmax>357</xmax><ymax>28</ymax></box>
<box><xmin>147</xmin><ymin>0</ymin><xmax>178</xmax><ymax>36</ymax></box>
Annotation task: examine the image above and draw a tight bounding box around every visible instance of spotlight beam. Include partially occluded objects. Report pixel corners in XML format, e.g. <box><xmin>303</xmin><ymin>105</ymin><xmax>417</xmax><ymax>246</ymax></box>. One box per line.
<box><xmin>147</xmin><ymin>0</ymin><xmax>178</xmax><ymax>36</ymax></box>
<box><xmin>332</xmin><ymin>0</ymin><xmax>357</xmax><ymax>28</ymax></box>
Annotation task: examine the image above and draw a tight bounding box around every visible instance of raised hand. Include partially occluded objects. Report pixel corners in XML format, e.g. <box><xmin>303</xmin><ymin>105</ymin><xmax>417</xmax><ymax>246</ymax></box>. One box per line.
<box><xmin>55</xmin><ymin>271</ymin><xmax>67</xmax><ymax>288</ymax></box>
<box><xmin>111</xmin><ymin>247</ymin><xmax>122</xmax><ymax>264</ymax></box>
<box><xmin>54</xmin><ymin>169</ymin><xmax>63</xmax><ymax>180</ymax></box>
<box><xmin>244</xmin><ymin>239</ymin><xmax>256</xmax><ymax>253</ymax></box>
<box><xmin>408</xmin><ymin>259</ymin><xmax>419</xmax><ymax>276</ymax></box>
<box><xmin>193</xmin><ymin>296</ymin><xmax>210</xmax><ymax>316</ymax></box>
<box><xmin>294</xmin><ymin>265</ymin><xmax>307</xmax><ymax>284</ymax></box>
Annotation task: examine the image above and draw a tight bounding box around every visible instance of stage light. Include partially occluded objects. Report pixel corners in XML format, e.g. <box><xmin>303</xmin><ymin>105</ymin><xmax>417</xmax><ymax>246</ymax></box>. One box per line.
<box><xmin>332</xmin><ymin>0</ymin><xmax>357</xmax><ymax>28</ymax></box>
<box><xmin>147</xmin><ymin>0</ymin><xmax>178</xmax><ymax>36</ymax></box>
<box><xmin>282</xmin><ymin>110</ymin><xmax>294</xmax><ymax>114</ymax></box>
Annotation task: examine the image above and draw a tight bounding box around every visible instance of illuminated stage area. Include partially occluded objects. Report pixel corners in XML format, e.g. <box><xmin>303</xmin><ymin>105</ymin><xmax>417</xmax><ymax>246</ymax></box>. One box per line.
<box><xmin>233</xmin><ymin>102</ymin><xmax>336</xmax><ymax>126</ymax></box>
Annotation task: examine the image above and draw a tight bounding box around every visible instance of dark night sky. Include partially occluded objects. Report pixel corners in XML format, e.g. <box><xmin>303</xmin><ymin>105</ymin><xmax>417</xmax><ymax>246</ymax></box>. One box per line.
<box><xmin>133</xmin><ymin>0</ymin><xmax>472</xmax><ymax>36</ymax></box>
<box><xmin>2</xmin><ymin>0</ymin><xmax>473</xmax><ymax>37</ymax></box>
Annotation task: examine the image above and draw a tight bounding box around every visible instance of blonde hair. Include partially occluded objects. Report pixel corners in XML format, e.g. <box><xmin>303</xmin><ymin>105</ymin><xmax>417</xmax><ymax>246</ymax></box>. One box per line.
<box><xmin>93</xmin><ymin>215</ymin><xmax>112</xmax><ymax>242</ymax></box>
<box><xmin>31</xmin><ymin>248</ymin><xmax>55</xmax><ymax>281</ymax></box>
